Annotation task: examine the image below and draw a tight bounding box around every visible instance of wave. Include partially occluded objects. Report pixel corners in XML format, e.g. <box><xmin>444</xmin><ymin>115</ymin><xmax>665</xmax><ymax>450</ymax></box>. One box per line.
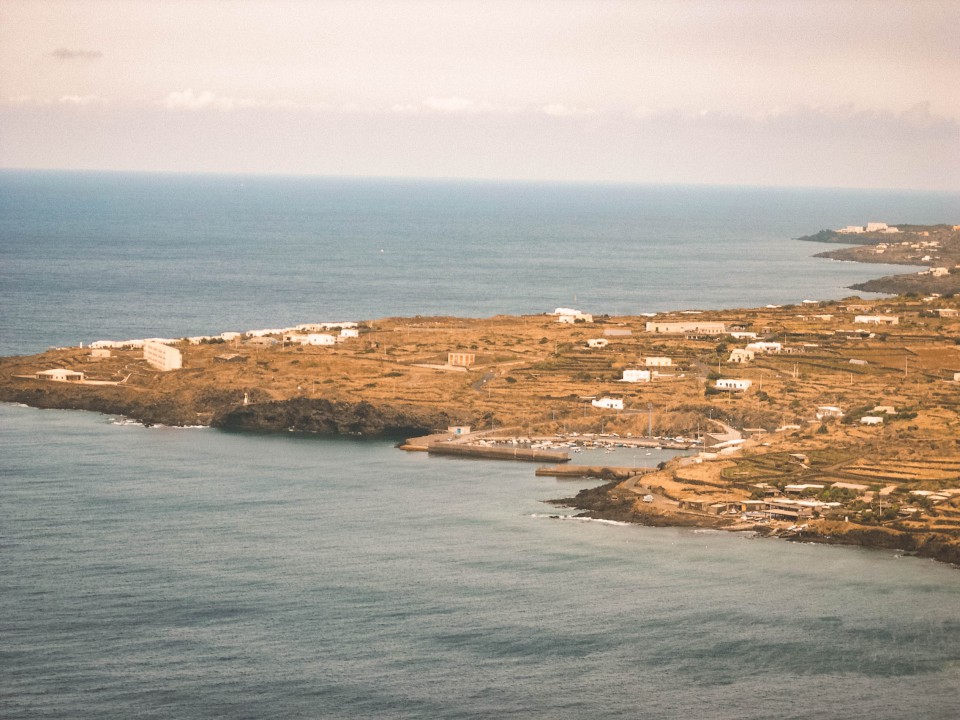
<box><xmin>528</xmin><ymin>513</ymin><xmax>632</xmax><ymax>527</ymax></box>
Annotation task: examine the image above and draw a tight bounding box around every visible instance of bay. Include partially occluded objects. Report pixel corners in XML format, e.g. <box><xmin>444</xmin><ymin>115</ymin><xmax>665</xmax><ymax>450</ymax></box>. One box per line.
<box><xmin>2</xmin><ymin>171</ymin><xmax>960</xmax><ymax>718</ymax></box>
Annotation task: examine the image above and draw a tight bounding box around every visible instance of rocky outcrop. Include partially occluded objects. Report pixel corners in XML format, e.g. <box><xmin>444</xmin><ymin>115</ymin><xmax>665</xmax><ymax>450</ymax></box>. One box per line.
<box><xmin>211</xmin><ymin>397</ymin><xmax>472</xmax><ymax>437</ymax></box>
<box><xmin>792</xmin><ymin>521</ymin><xmax>960</xmax><ymax>567</ymax></box>
<box><xmin>0</xmin><ymin>380</ymin><xmax>472</xmax><ymax>437</ymax></box>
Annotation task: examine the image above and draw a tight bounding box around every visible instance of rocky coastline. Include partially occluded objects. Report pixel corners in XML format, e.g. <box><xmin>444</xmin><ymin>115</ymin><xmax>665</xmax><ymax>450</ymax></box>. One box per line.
<box><xmin>555</xmin><ymin>480</ymin><xmax>960</xmax><ymax>567</ymax></box>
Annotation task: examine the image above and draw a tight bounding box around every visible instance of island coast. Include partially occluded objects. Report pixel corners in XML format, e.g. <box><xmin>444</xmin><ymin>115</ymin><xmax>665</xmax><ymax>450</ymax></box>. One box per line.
<box><xmin>3</xmin><ymin>289</ymin><xmax>960</xmax><ymax>565</ymax></box>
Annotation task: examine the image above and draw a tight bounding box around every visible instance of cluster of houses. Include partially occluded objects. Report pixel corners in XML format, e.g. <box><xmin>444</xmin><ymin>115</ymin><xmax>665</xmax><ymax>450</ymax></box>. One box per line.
<box><xmin>680</xmin><ymin>481</ymin><xmax>960</xmax><ymax>523</ymax></box>
<box><xmin>33</xmin><ymin>321</ymin><xmax>362</xmax><ymax>379</ymax></box>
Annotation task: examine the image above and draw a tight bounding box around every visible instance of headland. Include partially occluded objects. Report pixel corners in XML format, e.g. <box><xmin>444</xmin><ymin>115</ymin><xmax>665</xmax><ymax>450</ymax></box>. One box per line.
<box><xmin>4</xmin><ymin>223</ymin><xmax>960</xmax><ymax>565</ymax></box>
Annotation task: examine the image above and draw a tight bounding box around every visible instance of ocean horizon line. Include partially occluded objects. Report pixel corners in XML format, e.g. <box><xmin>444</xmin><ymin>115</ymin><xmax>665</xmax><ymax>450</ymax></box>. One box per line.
<box><xmin>2</xmin><ymin>165</ymin><xmax>958</xmax><ymax>197</ymax></box>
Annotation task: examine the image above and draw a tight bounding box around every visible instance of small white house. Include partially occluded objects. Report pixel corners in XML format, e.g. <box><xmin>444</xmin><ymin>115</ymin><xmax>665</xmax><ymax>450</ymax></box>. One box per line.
<box><xmin>860</xmin><ymin>416</ymin><xmax>884</xmax><ymax>425</ymax></box>
<box><xmin>816</xmin><ymin>406</ymin><xmax>844</xmax><ymax>420</ymax></box>
<box><xmin>340</xmin><ymin>328</ymin><xmax>359</xmax><ymax>339</ymax></box>
<box><xmin>587</xmin><ymin>338</ymin><xmax>609</xmax><ymax>349</ymax></box>
<box><xmin>644</xmin><ymin>356</ymin><xmax>672</xmax><ymax>367</ymax></box>
<box><xmin>554</xmin><ymin>308</ymin><xmax>593</xmax><ymax>323</ymax></box>
<box><xmin>854</xmin><ymin>315</ymin><xmax>899</xmax><ymax>325</ymax></box>
<box><xmin>728</xmin><ymin>349</ymin><xmax>755</xmax><ymax>364</ymax></box>
<box><xmin>447</xmin><ymin>425</ymin><xmax>471</xmax><ymax>436</ymax></box>
<box><xmin>729</xmin><ymin>331</ymin><xmax>758</xmax><ymax>340</ymax></box>
<box><xmin>745</xmin><ymin>341</ymin><xmax>782</xmax><ymax>354</ymax></box>
<box><xmin>592</xmin><ymin>397</ymin><xmax>624</xmax><ymax>410</ymax></box>
<box><xmin>622</xmin><ymin>369</ymin><xmax>651</xmax><ymax>383</ymax></box>
<box><xmin>715</xmin><ymin>378</ymin><xmax>752</xmax><ymax>392</ymax></box>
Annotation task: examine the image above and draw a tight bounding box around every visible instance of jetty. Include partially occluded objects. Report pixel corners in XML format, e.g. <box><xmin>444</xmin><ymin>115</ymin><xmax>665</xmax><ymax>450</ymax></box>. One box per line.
<box><xmin>426</xmin><ymin>443</ymin><xmax>570</xmax><ymax>463</ymax></box>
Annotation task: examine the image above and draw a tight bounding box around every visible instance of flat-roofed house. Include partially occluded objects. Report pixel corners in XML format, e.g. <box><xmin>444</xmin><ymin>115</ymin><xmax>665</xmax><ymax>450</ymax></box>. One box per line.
<box><xmin>715</xmin><ymin>378</ymin><xmax>752</xmax><ymax>392</ymax></box>
<box><xmin>645</xmin><ymin>356</ymin><xmax>672</xmax><ymax>367</ymax></box>
<box><xmin>591</xmin><ymin>397</ymin><xmax>624</xmax><ymax>410</ymax></box>
<box><xmin>816</xmin><ymin>405</ymin><xmax>843</xmax><ymax>420</ymax></box>
<box><xmin>622</xmin><ymin>369</ymin><xmax>651</xmax><ymax>383</ymax></box>
<box><xmin>854</xmin><ymin>315</ymin><xmax>899</xmax><ymax>325</ymax></box>
<box><xmin>645</xmin><ymin>321</ymin><xmax>726</xmax><ymax>335</ymax></box>
<box><xmin>448</xmin><ymin>352</ymin><xmax>475</xmax><ymax>367</ymax></box>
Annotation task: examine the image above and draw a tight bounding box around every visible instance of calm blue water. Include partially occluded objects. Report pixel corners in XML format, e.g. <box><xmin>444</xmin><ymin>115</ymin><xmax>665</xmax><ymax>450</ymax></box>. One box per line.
<box><xmin>2</xmin><ymin>170</ymin><xmax>958</xmax><ymax>355</ymax></box>
<box><xmin>3</xmin><ymin>172</ymin><xmax>960</xmax><ymax>718</ymax></box>
<box><xmin>2</xmin><ymin>404</ymin><xmax>959</xmax><ymax>719</ymax></box>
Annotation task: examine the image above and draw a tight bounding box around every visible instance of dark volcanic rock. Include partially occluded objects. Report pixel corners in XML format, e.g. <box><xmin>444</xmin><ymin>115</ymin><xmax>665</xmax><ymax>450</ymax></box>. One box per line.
<box><xmin>211</xmin><ymin>397</ymin><xmax>469</xmax><ymax>437</ymax></box>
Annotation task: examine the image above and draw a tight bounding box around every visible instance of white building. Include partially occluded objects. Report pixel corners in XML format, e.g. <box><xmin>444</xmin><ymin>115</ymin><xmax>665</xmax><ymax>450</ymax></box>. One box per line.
<box><xmin>622</xmin><ymin>369</ymin><xmax>651</xmax><ymax>383</ymax></box>
<box><xmin>305</xmin><ymin>333</ymin><xmax>337</xmax><ymax>346</ymax></box>
<box><xmin>447</xmin><ymin>425</ymin><xmax>471</xmax><ymax>436</ymax></box>
<box><xmin>715</xmin><ymin>378</ymin><xmax>752</xmax><ymax>392</ymax></box>
<box><xmin>729</xmin><ymin>331</ymin><xmax>757</xmax><ymax>340</ymax></box>
<box><xmin>837</xmin><ymin>225</ymin><xmax>864</xmax><ymax>234</ymax></box>
<box><xmin>592</xmin><ymin>397</ymin><xmax>624</xmax><ymax>410</ymax></box>
<box><xmin>90</xmin><ymin>348</ymin><xmax>111</xmax><ymax>359</ymax></box>
<box><xmin>644</xmin><ymin>356</ymin><xmax>672</xmax><ymax>367</ymax></box>
<box><xmin>448</xmin><ymin>352</ymin><xmax>475</xmax><ymax>367</ymax></box>
<box><xmin>35</xmin><ymin>368</ymin><xmax>85</xmax><ymax>382</ymax></box>
<box><xmin>587</xmin><ymin>338</ymin><xmax>609</xmax><ymax>349</ymax></box>
<box><xmin>143</xmin><ymin>341</ymin><xmax>183</xmax><ymax>371</ymax></box>
<box><xmin>860</xmin><ymin>416</ymin><xmax>884</xmax><ymax>425</ymax></box>
<box><xmin>340</xmin><ymin>328</ymin><xmax>360</xmax><ymax>339</ymax></box>
<box><xmin>854</xmin><ymin>315</ymin><xmax>899</xmax><ymax>325</ymax></box>
<box><xmin>816</xmin><ymin>406</ymin><xmax>843</xmax><ymax>420</ymax></box>
<box><xmin>728</xmin><ymin>349</ymin><xmax>755</xmax><ymax>364</ymax></box>
<box><xmin>745</xmin><ymin>341</ymin><xmax>782</xmax><ymax>354</ymax></box>
<box><xmin>930</xmin><ymin>267</ymin><xmax>950</xmax><ymax>277</ymax></box>
<box><xmin>557</xmin><ymin>311</ymin><xmax>593</xmax><ymax>324</ymax></box>
<box><xmin>645</xmin><ymin>321</ymin><xmax>726</xmax><ymax>335</ymax></box>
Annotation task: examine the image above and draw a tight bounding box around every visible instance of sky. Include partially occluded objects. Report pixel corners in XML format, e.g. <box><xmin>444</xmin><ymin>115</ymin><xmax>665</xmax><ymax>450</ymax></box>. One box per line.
<box><xmin>1</xmin><ymin>0</ymin><xmax>958</xmax><ymax>190</ymax></box>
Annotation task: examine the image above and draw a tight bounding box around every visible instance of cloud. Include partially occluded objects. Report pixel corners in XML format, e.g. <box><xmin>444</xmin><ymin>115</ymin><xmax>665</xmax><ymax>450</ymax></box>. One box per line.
<box><xmin>50</xmin><ymin>48</ymin><xmax>102</xmax><ymax>61</ymax></box>
<box><xmin>541</xmin><ymin>103</ymin><xmax>596</xmax><ymax>117</ymax></box>
<box><xmin>58</xmin><ymin>94</ymin><xmax>106</xmax><ymax>106</ymax></box>
<box><xmin>423</xmin><ymin>96</ymin><xmax>489</xmax><ymax>113</ymax></box>
<box><xmin>162</xmin><ymin>89</ymin><xmax>255</xmax><ymax>111</ymax></box>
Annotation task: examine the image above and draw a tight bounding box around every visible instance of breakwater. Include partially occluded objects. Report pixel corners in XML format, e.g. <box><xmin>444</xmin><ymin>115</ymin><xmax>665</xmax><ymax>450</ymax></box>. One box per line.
<box><xmin>427</xmin><ymin>443</ymin><xmax>570</xmax><ymax>463</ymax></box>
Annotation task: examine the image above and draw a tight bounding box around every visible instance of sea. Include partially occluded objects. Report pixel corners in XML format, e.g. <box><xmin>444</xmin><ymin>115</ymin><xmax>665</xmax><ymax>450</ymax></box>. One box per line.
<box><xmin>2</xmin><ymin>170</ymin><xmax>960</xmax><ymax>719</ymax></box>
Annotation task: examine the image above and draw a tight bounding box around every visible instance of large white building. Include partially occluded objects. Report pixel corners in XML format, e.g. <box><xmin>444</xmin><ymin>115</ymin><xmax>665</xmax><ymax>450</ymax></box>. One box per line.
<box><xmin>622</xmin><ymin>369</ymin><xmax>651</xmax><ymax>383</ymax></box>
<box><xmin>143</xmin><ymin>341</ymin><xmax>183</xmax><ymax>371</ymax></box>
<box><xmin>645</xmin><ymin>321</ymin><xmax>726</xmax><ymax>335</ymax></box>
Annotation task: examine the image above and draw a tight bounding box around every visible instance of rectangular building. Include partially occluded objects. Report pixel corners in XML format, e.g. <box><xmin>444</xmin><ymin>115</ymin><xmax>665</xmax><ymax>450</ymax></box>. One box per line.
<box><xmin>645</xmin><ymin>321</ymin><xmax>726</xmax><ymax>335</ymax></box>
<box><xmin>143</xmin><ymin>341</ymin><xmax>182</xmax><ymax>371</ymax></box>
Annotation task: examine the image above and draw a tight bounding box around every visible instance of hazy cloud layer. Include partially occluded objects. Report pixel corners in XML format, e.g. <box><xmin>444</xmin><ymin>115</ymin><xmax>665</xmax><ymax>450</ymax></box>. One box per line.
<box><xmin>1</xmin><ymin>1</ymin><xmax>958</xmax><ymax>189</ymax></box>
